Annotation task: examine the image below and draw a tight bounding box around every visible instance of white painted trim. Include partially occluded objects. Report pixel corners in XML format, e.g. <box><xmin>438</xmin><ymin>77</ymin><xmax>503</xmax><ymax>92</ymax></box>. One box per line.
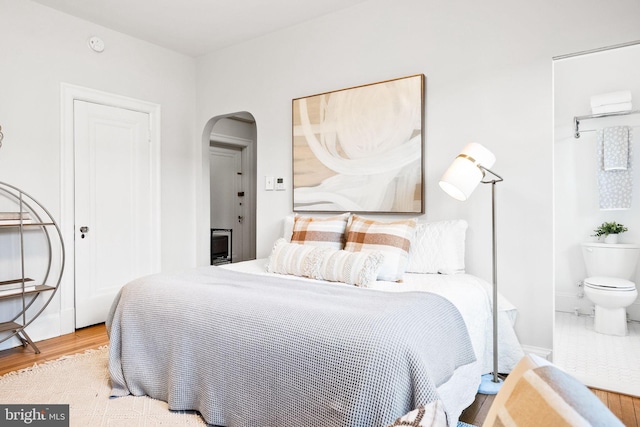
<box><xmin>571</xmin><ymin>372</ymin><xmax>640</xmax><ymax>397</ymax></box>
<box><xmin>0</xmin><ymin>310</ymin><xmax>63</xmax><ymax>351</ymax></box>
<box><xmin>210</xmin><ymin>132</ymin><xmax>252</xmax><ymax>148</ymax></box>
<box><xmin>521</xmin><ymin>344</ymin><xmax>553</xmax><ymax>361</ymax></box>
<box><xmin>60</xmin><ymin>83</ymin><xmax>161</xmax><ymax>334</ymax></box>
<box><xmin>556</xmin><ymin>291</ymin><xmax>640</xmax><ymax>320</ymax></box>
<box><xmin>555</xmin><ymin>291</ymin><xmax>592</xmax><ymax>315</ymax></box>
<box><xmin>59</xmin><ymin>307</ymin><xmax>75</xmax><ymax>334</ymax></box>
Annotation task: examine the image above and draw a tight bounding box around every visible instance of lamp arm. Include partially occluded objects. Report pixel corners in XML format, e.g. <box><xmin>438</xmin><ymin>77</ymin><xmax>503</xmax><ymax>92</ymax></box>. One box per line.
<box><xmin>479</xmin><ymin>165</ymin><xmax>503</xmax><ymax>184</ymax></box>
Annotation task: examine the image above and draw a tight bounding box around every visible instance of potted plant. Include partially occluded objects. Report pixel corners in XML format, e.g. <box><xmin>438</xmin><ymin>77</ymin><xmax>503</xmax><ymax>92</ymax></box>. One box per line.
<box><xmin>592</xmin><ymin>221</ymin><xmax>628</xmax><ymax>244</ymax></box>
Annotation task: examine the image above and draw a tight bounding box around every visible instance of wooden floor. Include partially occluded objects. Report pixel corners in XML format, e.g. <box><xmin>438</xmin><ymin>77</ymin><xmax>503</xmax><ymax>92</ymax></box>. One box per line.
<box><xmin>459</xmin><ymin>377</ymin><xmax>640</xmax><ymax>427</ymax></box>
<box><xmin>1</xmin><ymin>325</ymin><xmax>639</xmax><ymax>426</ymax></box>
<box><xmin>0</xmin><ymin>323</ymin><xmax>109</xmax><ymax>376</ymax></box>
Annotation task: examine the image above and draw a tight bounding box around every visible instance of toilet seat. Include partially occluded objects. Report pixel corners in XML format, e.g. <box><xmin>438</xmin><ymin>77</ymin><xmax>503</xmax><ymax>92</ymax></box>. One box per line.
<box><xmin>584</xmin><ymin>276</ymin><xmax>636</xmax><ymax>291</ymax></box>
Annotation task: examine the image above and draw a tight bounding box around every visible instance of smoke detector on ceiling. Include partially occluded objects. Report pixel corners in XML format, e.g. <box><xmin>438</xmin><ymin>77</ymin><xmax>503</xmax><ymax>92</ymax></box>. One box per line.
<box><xmin>88</xmin><ymin>36</ymin><xmax>105</xmax><ymax>53</ymax></box>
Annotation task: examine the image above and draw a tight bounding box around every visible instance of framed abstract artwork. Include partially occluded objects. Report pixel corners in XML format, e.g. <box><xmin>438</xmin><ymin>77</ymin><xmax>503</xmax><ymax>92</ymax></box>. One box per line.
<box><xmin>292</xmin><ymin>74</ymin><xmax>424</xmax><ymax>213</ymax></box>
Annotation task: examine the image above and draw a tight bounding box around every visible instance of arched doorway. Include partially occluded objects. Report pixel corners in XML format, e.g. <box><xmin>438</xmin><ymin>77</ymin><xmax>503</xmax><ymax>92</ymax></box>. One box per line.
<box><xmin>204</xmin><ymin>112</ymin><xmax>257</xmax><ymax>264</ymax></box>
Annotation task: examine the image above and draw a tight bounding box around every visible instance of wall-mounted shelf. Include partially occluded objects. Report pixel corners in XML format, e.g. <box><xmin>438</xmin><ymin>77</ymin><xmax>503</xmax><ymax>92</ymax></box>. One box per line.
<box><xmin>0</xmin><ymin>182</ymin><xmax>65</xmax><ymax>354</ymax></box>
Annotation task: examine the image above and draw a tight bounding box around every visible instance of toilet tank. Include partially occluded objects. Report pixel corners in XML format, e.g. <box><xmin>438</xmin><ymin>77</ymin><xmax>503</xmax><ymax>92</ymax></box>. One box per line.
<box><xmin>582</xmin><ymin>242</ymin><xmax>640</xmax><ymax>279</ymax></box>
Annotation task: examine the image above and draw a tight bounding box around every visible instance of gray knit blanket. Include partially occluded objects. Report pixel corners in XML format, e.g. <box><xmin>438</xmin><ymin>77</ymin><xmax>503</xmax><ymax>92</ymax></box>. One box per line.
<box><xmin>107</xmin><ymin>266</ymin><xmax>475</xmax><ymax>427</ymax></box>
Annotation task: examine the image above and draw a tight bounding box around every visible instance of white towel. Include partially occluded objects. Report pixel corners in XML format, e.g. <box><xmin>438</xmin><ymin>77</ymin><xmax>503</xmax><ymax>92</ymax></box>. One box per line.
<box><xmin>592</xmin><ymin>102</ymin><xmax>633</xmax><ymax>115</ymax></box>
<box><xmin>591</xmin><ymin>90</ymin><xmax>632</xmax><ymax>108</ymax></box>
<box><xmin>598</xmin><ymin>126</ymin><xmax>633</xmax><ymax>210</ymax></box>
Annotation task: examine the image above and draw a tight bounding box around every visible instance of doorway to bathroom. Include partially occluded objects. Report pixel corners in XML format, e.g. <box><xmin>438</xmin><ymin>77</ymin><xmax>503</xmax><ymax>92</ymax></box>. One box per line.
<box><xmin>553</xmin><ymin>41</ymin><xmax>640</xmax><ymax>396</ymax></box>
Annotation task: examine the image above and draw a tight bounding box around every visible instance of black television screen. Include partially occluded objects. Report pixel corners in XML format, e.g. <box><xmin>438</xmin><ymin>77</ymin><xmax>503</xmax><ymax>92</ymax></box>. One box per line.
<box><xmin>211</xmin><ymin>235</ymin><xmax>229</xmax><ymax>259</ymax></box>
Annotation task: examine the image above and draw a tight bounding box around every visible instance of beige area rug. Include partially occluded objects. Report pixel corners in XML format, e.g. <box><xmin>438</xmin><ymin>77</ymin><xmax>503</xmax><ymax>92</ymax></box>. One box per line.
<box><xmin>0</xmin><ymin>346</ymin><xmax>207</xmax><ymax>426</ymax></box>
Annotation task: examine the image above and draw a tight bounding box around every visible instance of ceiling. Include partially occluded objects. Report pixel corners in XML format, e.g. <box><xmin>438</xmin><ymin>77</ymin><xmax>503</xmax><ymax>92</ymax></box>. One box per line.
<box><xmin>31</xmin><ymin>0</ymin><xmax>369</xmax><ymax>57</ymax></box>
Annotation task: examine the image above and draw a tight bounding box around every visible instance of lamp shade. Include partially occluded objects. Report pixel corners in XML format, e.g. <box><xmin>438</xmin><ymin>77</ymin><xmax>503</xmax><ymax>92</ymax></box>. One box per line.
<box><xmin>439</xmin><ymin>143</ymin><xmax>496</xmax><ymax>201</ymax></box>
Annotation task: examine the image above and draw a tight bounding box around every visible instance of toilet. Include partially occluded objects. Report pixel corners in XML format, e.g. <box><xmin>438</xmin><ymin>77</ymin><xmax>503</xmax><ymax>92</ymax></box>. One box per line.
<box><xmin>582</xmin><ymin>242</ymin><xmax>640</xmax><ymax>336</ymax></box>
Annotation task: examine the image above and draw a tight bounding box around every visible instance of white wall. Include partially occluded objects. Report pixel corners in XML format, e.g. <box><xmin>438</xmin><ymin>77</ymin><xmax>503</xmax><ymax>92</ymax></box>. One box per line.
<box><xmin>0</xmin><ymin>1</ymin><xmax>196</xmax><ymax>347</ymax></box>
<box><xmin>196</xmin><ymin>0</ymin><xmax>640</xmax><ymax>352</ymax></box>
<box><xmin>3</xmin><ymin>0</ymin><xmax>639</xmax><ymax>355</ymax></box>
<box><xmin>554</xmin><ymin>45</ymin><xmax>640</xmax><ymax>320</ymax></box>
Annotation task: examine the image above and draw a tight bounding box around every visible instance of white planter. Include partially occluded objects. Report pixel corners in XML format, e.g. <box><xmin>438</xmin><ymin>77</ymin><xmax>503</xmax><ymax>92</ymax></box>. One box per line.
<box><xmin>604</xmin><ymin>234</ymin><xmax>619</xmax><ymax>244</ymax></box>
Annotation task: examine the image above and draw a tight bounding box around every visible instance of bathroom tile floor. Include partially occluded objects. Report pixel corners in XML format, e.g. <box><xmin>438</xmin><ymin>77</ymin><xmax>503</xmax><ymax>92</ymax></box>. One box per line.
<box><xmin>554</xmin><ymin>311</ymin><xmax>640</xmax><ymax>397</ymax></box>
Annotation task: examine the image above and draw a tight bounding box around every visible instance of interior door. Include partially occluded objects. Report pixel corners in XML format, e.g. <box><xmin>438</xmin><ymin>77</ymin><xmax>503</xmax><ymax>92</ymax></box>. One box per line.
<box><xmin>209</xmin><ymin>145</ymin><xmax>244</xmax><ymax>262</ymax></box>
<box><xmin>74</xmin><ymin>100</ymin><xmax>155</xmax><ymax>328</ymax></box>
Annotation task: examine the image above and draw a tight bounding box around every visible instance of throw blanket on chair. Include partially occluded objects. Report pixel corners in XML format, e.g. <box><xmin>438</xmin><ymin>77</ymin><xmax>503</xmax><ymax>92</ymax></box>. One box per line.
<box><xmin>107</xmin><ymin>266</ymin><xmax>475</xmax><ymax>427</ymax></box>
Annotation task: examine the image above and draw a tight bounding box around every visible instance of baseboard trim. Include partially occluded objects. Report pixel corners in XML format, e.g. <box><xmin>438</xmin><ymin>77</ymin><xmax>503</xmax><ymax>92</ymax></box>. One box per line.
<box><xmin>572</xmin><ymin>372</ymin><xmax>640</xmax><ymax>397</ymax></box>
<box><xmin>60</xmin><ymin>307</ymin><xmax>75</xmax><ymax>335</ymax></box>
<box><xmin>521</xmin><ymin>344</ymin><xmax>553</xmax><ymax>361</ymax></box>
<box><xmin>556</xmin><ymin>292</ymin><xmax>640</xmax><ymax>321</ymax></box>
<box><xmin>0</xmin><ymin>311</ymin><xmax>63</xmax><ymax>352</ymax></box>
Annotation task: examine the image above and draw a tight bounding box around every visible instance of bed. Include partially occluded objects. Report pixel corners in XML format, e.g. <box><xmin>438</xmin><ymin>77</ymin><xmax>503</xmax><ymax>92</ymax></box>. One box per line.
<box><xmin>107</xmin><ymin>216</ymin><xmax>524</xmax><ymax>427</ymax></box>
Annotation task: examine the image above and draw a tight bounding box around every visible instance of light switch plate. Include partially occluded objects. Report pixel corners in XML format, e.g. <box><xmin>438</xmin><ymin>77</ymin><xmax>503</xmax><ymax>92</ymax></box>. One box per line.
<box><xmin>265</xmin><ymin>176</ymin><xmax>274</xmax><ymax>191</ymax></box>
<box><xmin>275</xmin><ymin>177</ymin><xmax>285</xmax><ymax>190</ymax></box>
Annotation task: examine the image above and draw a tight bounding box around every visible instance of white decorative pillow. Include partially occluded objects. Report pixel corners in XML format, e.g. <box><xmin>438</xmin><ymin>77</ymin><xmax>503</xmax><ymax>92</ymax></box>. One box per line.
<box><xmin>290</xmin><ymin>213</ymin><xmax>350</xmax><ymax>249</ymax></box>
<box><xmin>267</xmin><ymin>238</ymin><xmax>383</xmax><ymax>287</ymax></box>
<box><xmin>267</xmin><ymin>238</ymin><xmax>323</xmax><ymax>278</ymax></box>
<box><xmin>283</xmin><ymin>214</ymin><xmax>297</xmax><ymax>241</ymax></box>
<box><xmin>344</xmin><ymin>215</ymin><xmax>417</xmax><ymax>282</ymax></box>
<box><xmin>406</xmin><ymin>220</ymin><xmax>467</xmax><ymax>274</ymax></box>
<box><xmin>316</xmin><ymin>247</ymin><xmax>384</xmax><ymax>287</ymax></box>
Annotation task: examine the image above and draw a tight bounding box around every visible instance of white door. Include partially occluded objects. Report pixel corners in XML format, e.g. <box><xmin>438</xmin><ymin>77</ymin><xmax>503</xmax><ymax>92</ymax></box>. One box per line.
<box><xmin>210</xmin><ymin>146</ymin><xmax>244</xmax><ymax>262</ymax></box>
<box><xmin>74</xmin><ymin>100</ymin><xmax>155</xmax><ymax>328</ymax></box>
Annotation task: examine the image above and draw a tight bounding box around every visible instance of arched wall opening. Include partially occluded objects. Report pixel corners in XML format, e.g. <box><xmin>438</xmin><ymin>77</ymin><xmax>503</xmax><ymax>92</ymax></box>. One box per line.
<box><xmin>201</xmin><ymin>112</ymin><xmax>257</xmax><ymax>265</ymax></box>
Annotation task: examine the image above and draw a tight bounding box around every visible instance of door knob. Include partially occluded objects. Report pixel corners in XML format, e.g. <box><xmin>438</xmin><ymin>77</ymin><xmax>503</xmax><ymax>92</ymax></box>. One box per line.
<box><xmin>80</xmin><ymin>226</ymin><xmax>89</xmax><ymax>239</ymax></box>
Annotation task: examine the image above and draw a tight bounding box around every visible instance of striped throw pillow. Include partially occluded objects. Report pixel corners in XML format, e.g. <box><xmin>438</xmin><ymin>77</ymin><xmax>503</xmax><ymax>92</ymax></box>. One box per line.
<box><xmin>385</xmin><ymin>400</ymin><xmax>447</xmax><ymax>427</ymax></box>
<box><xmin>492</xmin><ymin>365</ymin><xmax>624</xmax><ymax>427</ymax></box>
<box><xmin>267</xmin><ymin>238</ymin><xmax>324</xmax><ymax>278</ymax></box>
<box><xmin>290</xmin><ymin>213</ymin><xmax>350</xmax><ymax>249</ymax></box>
<box><xmin>344</xmin><ymin>215</ymin><xmax>417</xmax><ymax>281</ymax></box>
<box><xmin>316</xmin><ymin>247</ymin><xmax>384</xmax><ymax>287</ymax></box>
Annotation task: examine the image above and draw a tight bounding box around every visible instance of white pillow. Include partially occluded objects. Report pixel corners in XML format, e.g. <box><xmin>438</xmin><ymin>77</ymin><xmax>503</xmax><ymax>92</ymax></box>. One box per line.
<box><xmin>315</xmin><ymin>246</ymin><xmax>384</xmax><ymax>287</ymax></box>
<box><xmin>406</xmin><ymin>220</ymin><xmax>467</xmax><ymax>274</ymax></box>
<box><xmin>267</xmin><ymin>238</ymin><xmax>320</xmax><ymax>278</ymax></box>
<box><xmin>267</xmin><ymin>238</ymin><xmax>383</xmax><ymax>287</ymax></box>
<box><xmin>283</xmin><ymin>214</ymin><xmax>297</xmax><ymax>241</ymax></box>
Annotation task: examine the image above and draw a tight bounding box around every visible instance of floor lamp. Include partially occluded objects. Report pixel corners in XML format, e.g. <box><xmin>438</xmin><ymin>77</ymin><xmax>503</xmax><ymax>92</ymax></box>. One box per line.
<box><xmin>439</xmin><ymin>142</ymin><xmax>504</xmax><ymax>395</ymax></box>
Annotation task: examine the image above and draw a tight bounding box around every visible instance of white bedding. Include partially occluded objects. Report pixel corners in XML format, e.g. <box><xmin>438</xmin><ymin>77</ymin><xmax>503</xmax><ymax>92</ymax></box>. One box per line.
<box><xmin>221</xmin><ymin>259</ymin><xmax>524</xmax><ymax>423</ymax></box>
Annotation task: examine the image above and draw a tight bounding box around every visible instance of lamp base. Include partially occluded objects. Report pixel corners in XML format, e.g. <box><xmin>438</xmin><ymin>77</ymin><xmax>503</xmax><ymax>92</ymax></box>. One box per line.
<box><xmin>478</xmin><ymin>373</ymin><xmax>503</xmax><ymax>395</ymax></box>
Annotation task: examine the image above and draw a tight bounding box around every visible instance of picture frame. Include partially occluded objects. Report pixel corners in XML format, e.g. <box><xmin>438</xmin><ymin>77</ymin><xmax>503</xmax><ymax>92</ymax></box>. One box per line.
<box><xmin>292</xmin><ymin>74</ymin><xmax>424</xmax><ymax>213</ymax></box>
